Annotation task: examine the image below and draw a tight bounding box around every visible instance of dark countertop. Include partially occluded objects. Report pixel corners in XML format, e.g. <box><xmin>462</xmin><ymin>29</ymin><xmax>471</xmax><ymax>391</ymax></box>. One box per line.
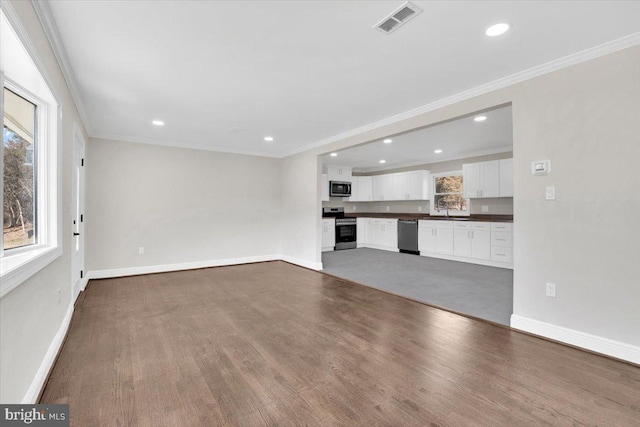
<box><xmin>339</xmin><ymin>213</ymin><xmax>513</xmax><ymax>222</ymax></box>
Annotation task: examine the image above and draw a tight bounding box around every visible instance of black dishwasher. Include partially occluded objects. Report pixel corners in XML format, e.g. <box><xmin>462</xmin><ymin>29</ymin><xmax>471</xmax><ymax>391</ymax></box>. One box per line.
<box><xmin>398</xmin><ymin>219</ymin><xmax>419</xmax><ymax>255</ymax></box>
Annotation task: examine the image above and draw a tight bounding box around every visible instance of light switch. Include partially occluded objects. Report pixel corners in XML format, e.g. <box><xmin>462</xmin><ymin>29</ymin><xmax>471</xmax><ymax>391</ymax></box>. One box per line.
<box><xmin>545</xmin><ymin>186</ymin><xmax>556</xmax><ymax>200</ymax></box>
<box><xmin>481</xmin><ymin>205</ymin><xmax>489</xmax><ymax>212</ymax></box>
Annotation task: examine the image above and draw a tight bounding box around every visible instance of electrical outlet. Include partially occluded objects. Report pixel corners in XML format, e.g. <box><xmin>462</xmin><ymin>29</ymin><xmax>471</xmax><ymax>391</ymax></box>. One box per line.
<box><xmin>418</xmin><ymin>206</ymin><xmax>422</xmax><ymax>212</ymax></box>
<box><xmin>352</xmin><ymin>205</ymin><xmax>356</xmax><ymax>211</ymax></box>
<box><xmin>386</xmin><ymin>206</ymin><xmax>390</xmax><ymax>212</ymax></box>
<box><xmin>482</xmin><ymin>205</ymin><xmax>489</xmax><ymax>212</ymax></box>
<box><xmin>546</xmin><ymin>282</ymin><xmax>556</xmax><ymax>297</ymax></box>
<box><xmin>138</xmin><ymin>247</ymin><xmax>145</xmax><ymax>255</ymax></box>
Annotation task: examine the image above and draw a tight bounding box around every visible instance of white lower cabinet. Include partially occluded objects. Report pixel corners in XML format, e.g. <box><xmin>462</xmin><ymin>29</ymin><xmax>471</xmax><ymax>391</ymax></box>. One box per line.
<box><xmin>418</xmin><ymin>221</ymin><xmax>453</xmax><ymax>255</ymax></box>
<box><xmin>321</xmin><ymin>219</ymin><xmax>335</xmax><ymax>252</ymax></box>
<box><xmin>357</xmin><ymin>218</ymin><xmax>398</xmax><ymax>251</ymax></box>
<box><xmin>358</xmin><ymin>217</ymin><xmax>512</xmax><ymax>268</ymax></box>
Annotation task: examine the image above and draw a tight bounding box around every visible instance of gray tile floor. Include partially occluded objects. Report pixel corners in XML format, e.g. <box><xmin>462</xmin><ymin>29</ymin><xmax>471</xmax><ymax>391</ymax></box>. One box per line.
<box><xmin>322</xmin><ymin>248</ymin><xmax>513</xmax><ymax>325</ymax></box>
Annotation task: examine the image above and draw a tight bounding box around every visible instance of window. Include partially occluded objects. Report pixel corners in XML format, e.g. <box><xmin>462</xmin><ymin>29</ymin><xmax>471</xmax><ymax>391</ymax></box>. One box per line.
<box><xmin>3</xmin><ymin>88</ymin><xmax>37</xmax><ymax>250</ymax></box>
<box><xmin>430</xmin><ymin>171</ymin><xmax>469</xmax><ymax>216</ymax></box>
<box><xmin>1</xmin><ymin>8</ymin><xmax>60</xmax><ymax>297</ymax></box>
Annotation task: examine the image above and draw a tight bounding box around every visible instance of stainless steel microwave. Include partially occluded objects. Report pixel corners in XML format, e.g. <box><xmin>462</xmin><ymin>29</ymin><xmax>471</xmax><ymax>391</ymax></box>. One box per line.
<box><xmin>330</xmin><ymin>181</ymin><xmax>352</xmax><ymax>197</ymax></box>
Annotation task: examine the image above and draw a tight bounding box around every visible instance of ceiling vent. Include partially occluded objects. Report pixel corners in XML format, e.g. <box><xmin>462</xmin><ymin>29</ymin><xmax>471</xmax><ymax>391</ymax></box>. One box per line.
<box><xmin>374</xmin><ymin>2</ymin><xmax>422</xmax><ymax>34</ymax></box>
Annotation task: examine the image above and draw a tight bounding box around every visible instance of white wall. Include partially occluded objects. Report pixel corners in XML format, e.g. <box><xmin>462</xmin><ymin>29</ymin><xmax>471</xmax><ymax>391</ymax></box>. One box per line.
<box><xmin>510</xmin><ymin>47</ymin><xmax>640</xmax><ymax>349</ymax></box>
<box><xmin>278</xmin><ymin>151</ymin><xmax>323</xmax><ymax>270</ymax></box>
<box><xmin>280</xmin><ymin>45</ymin><xmax>640</xmax><ymax>360</ymax></box>
<box><xmin>86</xmin><ymin>138</ymin><xmax>282</xmax><ymax>273</ymax></box>
<box><xmin>0</xmin><ymin>0</ymin><xmax>89</xmax><ymax>403</ymax></box>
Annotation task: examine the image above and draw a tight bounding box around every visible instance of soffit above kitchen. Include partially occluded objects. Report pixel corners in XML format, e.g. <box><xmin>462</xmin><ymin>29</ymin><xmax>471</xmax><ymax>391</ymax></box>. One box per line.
<box><xmin>39</xmin><ymin>1</ymin><xmax>640</xmax><ymax>157</ymax></box>
<box><xmin>323</xmin><ymin>105</ymin><xmax>512</xmax><ymax>173</ymax></box>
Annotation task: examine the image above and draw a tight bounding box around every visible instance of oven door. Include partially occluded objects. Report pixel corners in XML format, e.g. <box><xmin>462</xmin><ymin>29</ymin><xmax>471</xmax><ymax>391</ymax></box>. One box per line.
<box><xmin>335</xmin><ymin>223</ymin><xmax>357</xmax><ymax>250</ymax></box>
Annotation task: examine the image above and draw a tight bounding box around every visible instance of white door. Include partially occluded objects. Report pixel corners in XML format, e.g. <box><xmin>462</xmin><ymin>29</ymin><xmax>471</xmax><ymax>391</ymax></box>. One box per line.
<box><xmin>471</xmin><ymin>229</ymin><xmax>491</xmax><ymax>260</ymax></box>
<box><xmin>359</xmin><ymin>176</ymin><xmax>373</xmax><ymax>201</ymax></box>
<box><xmin>392</xmin><ymin>172</ymin><xmax>407</xmax><ymax>200</ymax></box>
<box><xmin>453</xmin><ymin>227</ymin><xmax>472</xmax><ymax>257</ymax></box>
<box><xmin>71</xmin><ymin>126</ymin><xmax>86</xmax><ymax>301</ymax></box>
<box><xmin>499</xmin><ymin>159</ymin><xmax>514</xmax><ymax>197</ymax></box>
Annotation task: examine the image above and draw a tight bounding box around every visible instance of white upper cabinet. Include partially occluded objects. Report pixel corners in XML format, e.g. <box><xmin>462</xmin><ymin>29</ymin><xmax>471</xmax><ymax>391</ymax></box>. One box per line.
<box><xmin>348</xmin><ymin>176</ymin><xmax>360</xmax><ymax>202</ymax></box>
<box><xmin>392</xmin><ymin>172</ymin><xmax>408</xmax><ymax>200</ymax></box>
<box><xmin>358</xmin><ymin>176</ymin><xmax>373</xmax><ymax>202</ymax></box>
<box><xmin>499</xmin><ymin>158</ymin><xmax>514</xmax><ymax>197</ymax></box>
<box><xmin>406</xmin><ymin>170</ymin><xmax>429</xmax><ymax>200</ymax></box>
<box><xmin>463</xmin><ymin>159</ymin><xmax>509</xmax><ymax>198</ymax></box>
<box><xmin>373</xmin><ymin>174</ymin><xmax>393</xmax><ymax>201</ymax></box>
<box><xmin>327</xmin><ymin>166</ymin><xmax>352</xmax><ymax>182</ymax></box>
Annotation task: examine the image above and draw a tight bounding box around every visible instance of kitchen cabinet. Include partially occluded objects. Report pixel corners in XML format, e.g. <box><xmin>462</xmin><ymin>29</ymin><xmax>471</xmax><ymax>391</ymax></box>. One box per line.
<box><xmin>463</xmin><ymin>160</ymin><xmax>500</xmax><ymax>198</ymax></box>
<box><xmin>453</xmin><ymin>222</ymin><xmax>491</xmax><ymax>260</ymax></box>
<box><xmin>490</xmin><ymin>222</ymin><xmax>513</xmax><ymax>263</ymax></box>
<box><xmin>348</xmin><ymin>176</ymin><xmax>359</xmax><ymax>202</ymax></box>
<box><xmin>499</xmin><ymin>158</ymin><xmax>514</xmax><ymax>197</ymax></box>
<box><xmin>358</xmin><ymin>176</ymin><xmax>373</xmax><ymax>201</ymax></box>
<box><xmin>372</xmin><ymin>175</ymin><xmax>393</xmax><ymax>201</ymax></box>
<box><xmin>418</xmin><ymin>220</ymin><xmax>453</xmax><ymax>255</ymax></box>
<box><xmin>348</xmin><ymin>176</ymin><xmax>373</xmax><ymax>202</ymax></box>
<box><xmin>327</xmin><ymin>166</ymin><xmax>352</xmax><ymax>183</ymax></box>
<box><xmin>321</xmin><ymin>218</ymin><xmax>335</xmax><ymax>252</ymax></box>
<box><xmin>359</xmin><ymin>218</ymin><xmax>398</xmax><ymax>251</ymax></box>
<box><xmin>321</xmin><ymin>174</ymin><xmax>329</xmax><ymax>201</ymax></box>
<box><xmin>356</xmin><ymin>218</ymin><xmax>367</xmax><ymax>247</ymax></box>
<box><xmin>392</xmin><ymin>171</ymin><xmax>430</xmax><ymax>200</ymax></box>
<box><xmin>361</xmin><ymin>217</ymin><xmax>512</xmax><ymax>268</ymax></box>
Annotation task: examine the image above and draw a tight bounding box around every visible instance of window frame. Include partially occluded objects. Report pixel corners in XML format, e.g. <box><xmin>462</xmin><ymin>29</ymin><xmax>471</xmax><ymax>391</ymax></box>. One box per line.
<box><xmin>0</xmin><ymin>9</ymin><xmax>62</xmax><ymax>298</ymax></box>
<box><xmin>430</xmin><ymin>170</ymin><xmax>470</xmax><ymax>217</ymax></box>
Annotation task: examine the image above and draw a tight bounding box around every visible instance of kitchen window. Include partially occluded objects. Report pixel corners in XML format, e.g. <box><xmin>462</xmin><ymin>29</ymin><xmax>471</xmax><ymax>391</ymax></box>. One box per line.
<box><xmin>430</xmin><ymin>171</ymin><xmax>469</xmax><ymax>216</ymax></box>
<box><xmin>1</xmin><ymin>8</ymin><xmax>61</xmax><ymax>297</ymax></box>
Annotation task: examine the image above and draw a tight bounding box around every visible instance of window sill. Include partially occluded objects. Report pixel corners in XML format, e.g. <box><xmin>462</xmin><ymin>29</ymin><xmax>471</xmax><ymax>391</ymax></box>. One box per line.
<box><xmin>0</xmin><ymin>245</ymin><xmax>62</xmax><ymax>298</ymax></box>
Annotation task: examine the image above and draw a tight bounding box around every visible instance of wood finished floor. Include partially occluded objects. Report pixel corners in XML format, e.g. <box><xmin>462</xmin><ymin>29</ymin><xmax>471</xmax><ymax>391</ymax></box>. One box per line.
<box><xmin>41</xmin><ymin>261</ymin><xmax>640</xmax><ymax>426</ymax></box>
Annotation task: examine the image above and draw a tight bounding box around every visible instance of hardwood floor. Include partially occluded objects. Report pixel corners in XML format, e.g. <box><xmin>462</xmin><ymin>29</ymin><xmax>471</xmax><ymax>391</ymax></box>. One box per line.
<box><xmin>41</xmin><ymin>261</ymin><xmax>640</xmax><ymax>426</ymax></box>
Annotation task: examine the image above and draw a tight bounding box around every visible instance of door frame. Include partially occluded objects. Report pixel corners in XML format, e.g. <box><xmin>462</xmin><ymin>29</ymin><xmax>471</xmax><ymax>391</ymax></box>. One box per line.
<box><xmin>71</xmin><ymin>123</ymin><xmax>86</xmax><ymax>301</ymax></box>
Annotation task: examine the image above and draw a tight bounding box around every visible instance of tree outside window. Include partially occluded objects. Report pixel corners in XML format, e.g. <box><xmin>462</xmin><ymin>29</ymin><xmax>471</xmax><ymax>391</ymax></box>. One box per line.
<box><xmin>3</xmin><ymin>88</ymin><xmax>37</xmax><ymax>250</ymax></box>
<box><xmin>432</xmin><ymin>173</ymin><xmax>469</xmax><ymax>215</ymax></box>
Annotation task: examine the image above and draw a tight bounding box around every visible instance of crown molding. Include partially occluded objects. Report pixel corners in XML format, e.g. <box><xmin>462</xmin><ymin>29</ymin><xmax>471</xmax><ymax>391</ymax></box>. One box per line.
<box><xmin>91</xmin><ymin>132</ymin><xmax>282</xmax><ymax>158</ymax></box>
<box><xmin>31</xmin><ymin>0</ymin><xmax>94</xmax><ymax>134</ymax></box>
<box><xmin>280</xmin><ymin>31</ymin><xmax>640</xmax><ymax>159</ymax></box>
<box><xmin>22</xmin><ymin>1</ymin><xmax>640</xmax><ymax>160</ymax></box>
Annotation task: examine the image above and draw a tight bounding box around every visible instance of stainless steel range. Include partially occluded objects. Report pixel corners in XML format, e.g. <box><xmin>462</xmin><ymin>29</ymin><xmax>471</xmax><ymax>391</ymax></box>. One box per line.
<box><xmin>322</xmin><ymin>207</ymin><xmax>357</xmax><ymax>250</ymax></box>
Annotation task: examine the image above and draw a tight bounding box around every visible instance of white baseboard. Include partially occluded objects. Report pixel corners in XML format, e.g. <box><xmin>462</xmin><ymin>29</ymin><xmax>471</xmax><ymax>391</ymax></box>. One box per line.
<box><xmin>279</xmin><ymin>254</ymin><xmax>323</xmax><ymax>271</ymax></box>
<box><xmin>511</xmin><ymin>315</ymin><xmax>640</xmax><ymax>365</ymax></box>
<box><xmin>86</xmin><ymin>254</ymin><xmax>282</xmax><ymax>279</ymax></box>
<box><xmin>86</xmin><ymin>254</ymin><xmax>323</xmax><ymax>280</ymax></box>
<box><xmin>22</xmin><ymin>303</ymin><xmax>74</xmax><ymax>403</ymax></box>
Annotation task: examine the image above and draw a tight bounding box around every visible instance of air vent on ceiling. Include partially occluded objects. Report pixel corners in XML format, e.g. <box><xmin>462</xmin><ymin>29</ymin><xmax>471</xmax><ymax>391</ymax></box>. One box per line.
<box><xmin>374</xmin><ymin>1</ymin><xmax>422</xmax><ymax>34</ymax></box>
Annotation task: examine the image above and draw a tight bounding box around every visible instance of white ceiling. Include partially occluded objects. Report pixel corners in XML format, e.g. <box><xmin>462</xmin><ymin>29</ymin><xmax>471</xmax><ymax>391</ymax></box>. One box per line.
<box><xmin>43</xmin><ymin>1</ymin><xmax>640</xmax><ymax>157</ymax></box>
<box><xmin>323</xmin><ymin>105</ymin><xmax>512</xmax><ymax>172</ymax></box>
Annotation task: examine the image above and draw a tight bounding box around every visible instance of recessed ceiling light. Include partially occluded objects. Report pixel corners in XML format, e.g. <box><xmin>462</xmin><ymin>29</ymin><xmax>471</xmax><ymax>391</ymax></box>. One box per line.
<box><xmin>379</xmin><ymin>160</ymin><xmax>386</xmax><ymax>164</ymax></box>
<box><xmin>434</xmin><ymin>149</ymin><xmax>443</xmax><ymax>154</ymax></box>
<box><xmin>474</xmin><ymin>116</ymin><xmax>487</xmax><ymax>122</ymax></box>
<box><xmin>383</xmin><ymin>139</ymin><xmax>393</xmax><ymax>144</ymax></box>
<box><xmin>264</xmin><ymin>136</ymin><xmax>274</xmax><ymax>142</ymax></box>
<box><xmin>485</xmin><ymin>23</ymin><xmax>510</xmax><ymax>37</ymax></box>
<box><xmin>152</xmin><ymin>120</ymin><xmax>164</xmax><ymax>126</ymax></box>
<box><xmin>330</xmin><ymin>152</ymin><xmax>338</xmax><ymax>157</ymax></box>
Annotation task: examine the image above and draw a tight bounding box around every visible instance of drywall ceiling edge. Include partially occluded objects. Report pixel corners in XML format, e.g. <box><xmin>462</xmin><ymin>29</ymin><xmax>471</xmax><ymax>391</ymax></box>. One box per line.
<box><xmin>29</xmin><ymin>5</ymin><xmax>640</xmax><ymax>159</ymax></box>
